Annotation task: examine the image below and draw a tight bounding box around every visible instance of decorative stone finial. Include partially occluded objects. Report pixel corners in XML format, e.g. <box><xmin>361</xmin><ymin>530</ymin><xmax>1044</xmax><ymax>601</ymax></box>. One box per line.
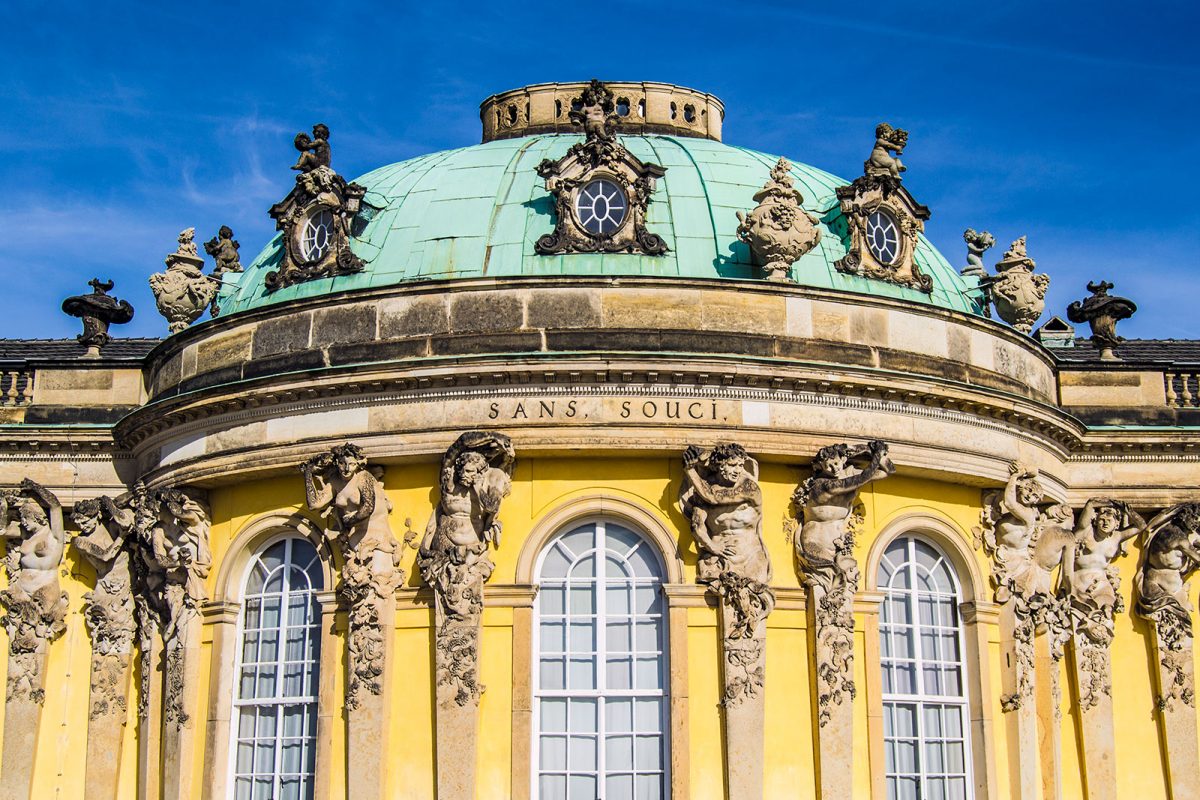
<box><xmin>980</xmin><ymin>236</ymin><xmax>1050</xmax><ymax>334</ymax></box>
<box><xmin>148</xmin><ymin>229</ymin><xmax>218</xmax><ymax>334</ymax></box>
<box><xmin>961</xmin><ymin>228</ymin><xmax>995</xmax><ymax>277</ymax></box>
<box><xmin>266</xmin><ymin>124</ymin><xmax>367</xmax><ymax>291</ymax></box>
<box><xmin>1067</xmin><ymin>280</ymin><xmax>1137</xmax><ymax>360</ymax></box>
<box><xmin>203</xmin><ymin>226</ymin><xmax>243</xmax><ymax>278</ymax></box>
<box><xmin>61</xmin><ymin>279</ymin><xmax>134</xmax><ymax>357</ymax></box>
<box><xmin>864</xmin><ymin>123</ymin><xmax>908</xmax><ymax>181</ymax></box>
<box><xmin>736</xmin><ymin>158</ymin><xmax>822</xmax><ymax>282</ymax></box>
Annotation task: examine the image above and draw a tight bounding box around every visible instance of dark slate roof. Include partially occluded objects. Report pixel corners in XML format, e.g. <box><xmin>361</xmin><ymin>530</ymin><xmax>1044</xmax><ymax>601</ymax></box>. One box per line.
<box><xmin>0</xmin><ymin>338</ymin><xmax>161</xmax><ymax>362</ymax></box>
<box><xmin>1050</xmin><ymin>338</ymin><xmax>1200</xmax><ymax>365</ymax></box>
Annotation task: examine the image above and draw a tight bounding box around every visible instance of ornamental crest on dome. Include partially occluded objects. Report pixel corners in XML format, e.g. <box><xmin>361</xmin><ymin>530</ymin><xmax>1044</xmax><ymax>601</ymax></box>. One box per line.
<box><xmin>834</xmin><ymin>122</ymin><xmax>933</xmax><ymax>293</ymax></box>
<box><xmin>265</xmin><ymin>124</ymin><xmax>368</xmax><ymax>292</ymax></box>
<box><xmin>534</xmin><ymin>79</ymin><xmax>669</xmax><ymax>256</ymax></box>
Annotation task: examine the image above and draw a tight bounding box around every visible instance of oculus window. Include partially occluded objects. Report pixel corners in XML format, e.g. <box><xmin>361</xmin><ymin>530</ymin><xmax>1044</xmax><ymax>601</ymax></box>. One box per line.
<box><xmin>877</xmin><ymin>536</ymin><xmax>973</xmax><ymax>800</ymax></box>
<box><xmin>575</xmin><ymin>180</ymin><xmax>628</xmax><ymax>236</ymax></box>
<box><xmin>299</xmin><ymin>210</ymin><xmax>334</xmax><ymax>263</ymax></box>
<box><xmin>230</xmin><ymin>537</ymin><xmax>324</xmax><ymax>800</ymax></box>
<box><xmin>534</xmin><ymin>520</ymin><xmax>670</xmax><ymax>799</ymax></box>
<box><xmin>866</xmin><ymin>210</ymin><xmax>901</xmax><ymax>266</ymax></box>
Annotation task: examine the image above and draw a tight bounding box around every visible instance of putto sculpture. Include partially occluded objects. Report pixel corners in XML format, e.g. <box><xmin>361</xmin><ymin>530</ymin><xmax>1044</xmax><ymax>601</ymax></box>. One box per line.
<box><xmin>961</xmin><ymin>228</ymin><xmax>995</xmax><ymax>278</ymax></box>
<box><xmin>0</xmin><ymin>480</ymin><xmax>68</xmax><ymax>704</ymax></box>
<box><xmin>1067</xmin><ymin>280</ymin><xmax>1138</xmax><ymax>360</ymax></box>
<box><xmin>204</xmin><ymin>225</ymin><xmax>243</xmax><ymax>278</ymax></box>
<box><xmin>266</xmin><ymin>124</ymin><xmax>367</xmax><ymax>291</ymax></box>
<box><xmin>535</xmin><ymin>79</ymin><xmax>669</xmax><ymax>256</ymax></box>
<box><xmin>1136</xmin><ymin>503</ymin><xmax>1200</xmax><ymax>710</ymax></box>
<box><xmin>60</xmin><ymin>279</ymin><xmax>135</xmax><ymax>357</ymax></box>
<box><xmin>418</xmin><ymin>431</ymin><xmax>515</xmax><ymax>707</ymax></box>
<box><xmin>793</xmin><ymin>441</ymin><xmax>893</xmax><ymax>725</ymax></box>
<box><xmin>864</xmin><ymin>122</ymin><xmax>908</xmax><ymax>181</ymax></box>
<box><xmin>302</xmin><ymin>443</ymin><xmax>402</xmax><ymax>708</ymax></box>
<box><xmin>981</xmin><ymin>236</ymin><xmax>1050</xmax><ymax>334</ymax></box>
<box><xmin>148</xmin><ymin>228</ymin><xmax>218</xmax><ymax>334</ymax></box>
<box><xmin>736</xmin><ymin>157</ymin><xmax>822</xmax><ymax>282</ymax></box>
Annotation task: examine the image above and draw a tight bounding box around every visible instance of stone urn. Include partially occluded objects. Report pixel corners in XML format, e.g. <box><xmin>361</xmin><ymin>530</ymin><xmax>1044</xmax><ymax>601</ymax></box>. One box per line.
<box><xmin>736</xmin><ymin>158</ymin><xmax>822</xmax><ymax>282</ymax></box>
<box><xmin>983</xmin><ymin>237</ymin><xmax>1049</xmax><ymax>334</ymax></box>
<box><xmin>149</xmin><ymin>228</ymin><xmax>218</xmax><ymax>334</ymax></box>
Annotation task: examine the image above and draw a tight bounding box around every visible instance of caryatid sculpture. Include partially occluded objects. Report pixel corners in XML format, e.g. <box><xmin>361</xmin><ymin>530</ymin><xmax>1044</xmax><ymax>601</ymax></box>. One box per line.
<box><xmin>793</xmin><ymin>441</ymin><xmax>893</xmax><ymax>725</ymax></box>
<box><xmin>1135</xmin><ymin>503</ymin><xmax>1200</xmax><ymax>711</ymax></box>
<box><xmin>0</xmin><ymin>480</ymin><xmax>68</xmax><ymax>704</ymax></box>
<box><xmin>302</xmin><ymin>443</ymin><xmax>403</xmax><ymax>709</ymax></box>
<box><xmin>681</xmin><ymin>443</ymin><xmax>773</xmax><ymax>704</ymax></box>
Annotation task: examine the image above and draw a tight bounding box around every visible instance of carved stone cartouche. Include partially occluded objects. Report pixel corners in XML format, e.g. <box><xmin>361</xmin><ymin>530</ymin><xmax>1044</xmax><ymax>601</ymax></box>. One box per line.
<box><xmin>266</xmin><ymin>125</ymin><xmax>366</xmax><ymax>292</ymax></box>
<box><xmin>61</xmin><ymin>279</ymin><xmax>135</xmax><ymax>356</ymax></box>
<box><xmin>535</xmin><ymin>79</ymin><xmax>669</xmax><ymax>257</ymax></box>
<box><xmin>204</xmin><ymin>225</ymin><xmax>243</xmax><ymax>278</ymax></box>
<box><xmin>302</xmin><ymin>443</ymin><xmax>402</xmax><ymax>709</ymax></box>
<box><xmin>835</xmin><ymin>124</ymin><xmax>933</xmax><ymax>293</ymax></box>
<box><xmin>1067</xmin><ymin>280</ymin><xmax>1137</xmax><ymax>360</ymax></box>
<box><xmin>981</xmin><ymin>236</ymin><xmax>1049</xmax><ymax>334</ymax></box>
<box><xmin>736</xmin><ymin>158</ymin><xmax>822</xmax><ymax>282</ymax></box>
<box><xmin>149</xmin><ymin>228</ymin><xmax>218</xmax><ymax>334</ymax></box>
<box><xmin>961</xmin><ymin>228</ymin><xmax>995</xmax><ymax>278</ymax></box>
<box><xmin>679</xmin><ymin>443</ymin><xmax>773</xmax><ymax>706</ymax></box>
<box><xmin>793</xmin><ymin>440</ymin><xmax>893</xmax><ymax>725</ymax></box>
<box><xmin>0</xmin><ymin>480</ymin><xmax>68</xmax><ymax>704</ymax></box>
<box><xmin>418</xmin><ymin>431</ymin><xmax>514</xmax><ymax>707</ymax></box>
<box><xmin>1135</xmin><ymin>503</ymin><xmax>1200</xmax><ymax>710</ymax></box>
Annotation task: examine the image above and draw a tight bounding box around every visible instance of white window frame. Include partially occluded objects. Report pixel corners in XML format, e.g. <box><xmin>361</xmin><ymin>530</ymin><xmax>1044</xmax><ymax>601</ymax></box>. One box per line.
<box><xmin>878</xmin><ymin>534</ymin><xmax>975</xmax><ymax>800</ymax></box>
<box><xmin>226</xmin><ymin>534</ymin><xmax>324</xmax><ymax>800</ymax></box>
<box><xmin>532</xmin><ymin>517</ymin><xmax>672</xmax><ymax>800</ymax></box>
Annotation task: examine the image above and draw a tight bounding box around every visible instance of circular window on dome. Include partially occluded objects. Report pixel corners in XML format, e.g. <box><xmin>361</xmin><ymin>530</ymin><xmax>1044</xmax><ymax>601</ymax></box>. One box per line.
<box><xmin>300</xmin><ymin>209</ymin><xmax>334</xmax><ymax>262</ymax></box>
<box><xmin>575</xmin><ymin>179</ymin><xmax>628</xmax><ymax>236</ymax></box>
<box><xmin>865</xmin><ymin>210</ymin><xmax>901</xmax><ymax>266</ymax></box>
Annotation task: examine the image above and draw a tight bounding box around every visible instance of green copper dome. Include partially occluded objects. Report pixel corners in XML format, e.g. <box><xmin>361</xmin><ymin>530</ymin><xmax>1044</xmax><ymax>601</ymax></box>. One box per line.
<box><xmin>217</xmin><ymin>134</ymin><xmax>983</xmax><ymax>316</ymax></box>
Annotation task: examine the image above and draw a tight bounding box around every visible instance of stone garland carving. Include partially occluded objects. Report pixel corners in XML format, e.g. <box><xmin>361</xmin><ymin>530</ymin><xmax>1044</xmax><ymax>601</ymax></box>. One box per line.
<box><xmin>149</xmin><ymin>228</ymin><xmax>219</xmax><ymax>334</ymax></box>
<box><xmin>980</xmin><ymin>237</ymin><xmax>1050</xmax><ymax>334</ymax></box>
<box><xmin>736</xmin><ymin>157</ymin><xmax>822</xmax><ymax>282</ymax></box>
<box><xmin>680</xmin><ymin>443</ymin><xmax>773</xmax><ymax>706</ymax></box>
<box><xmin>974</xmin><ymin>464</ymin><xmax>1075</xmax><ymax>710</ymax></box>
<box><xmin>961</xmin><ymin>228</ymin><xmax>995</xmax><ymax>278</ymax></box>
<box><xmin>535</xmin><ymin>79</ymin><xmax>669</xmax><ymax>256</ymax></box>
<box><xmin>1135</xmin><ymin>503</ymin><xmax>1200</xmax><ymax>711</ymax></box>
<box><xmin>60</xmin><ymin>278</ymin><xmax>135</xmax><ymax>356</ymax></box>
<box><xmin>1067</xmin><ymin>280</ymin><xmax>1137</xmax><ymax>360</ymax></box>
<box><xmin>834</xmin><ymin>123</ymin><xmax>933</xmax><ymax>293</ymax></box>
<box><xmin>302</xmin><ymin>444</ymin><xmax>403</xmax><ymax>710</ymax></box>
<box><xmin>418</xmin><ymin>431</ymin><xmax>514</xmax><ymax>707</ymax></box>
<box><xmin>0</xmin><ymin>480</ymin><xmax>69</xmax><ymax>704</ymax></box>
<box><xmin>1063</xmin><ymin>498</ymin><xmax>1145</xmax><ymax>710</ymax></box>
<box><xmin>793</xmin><ymin>441</ymin><xmax>893</xmax><ymax>726</ymax></box>
<box><xmin>71</xmin><ymin>496</ymin><xmax>139</xmax><ymax>719</ymax></box>
<box><xmin>266</xmin><ymin>124</ymin><xmax>367</xmax><ymax>291</ymax></box>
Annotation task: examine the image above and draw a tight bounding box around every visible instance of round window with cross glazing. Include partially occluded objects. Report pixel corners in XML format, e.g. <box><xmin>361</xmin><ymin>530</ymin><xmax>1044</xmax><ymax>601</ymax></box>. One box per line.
<box><xmin>300</xmin><ymin>209</ymin><xmax>334</xmax><ymax>262</ymax></box>
<box><xmin>575</xmin><ymin>179</ymin><xmax>628</xmax><ymax>236</ymax></box>
<box><xmin>866</xmin><ymin>210</ymin><xmax>901</xmax><ymax>266</ymax></box>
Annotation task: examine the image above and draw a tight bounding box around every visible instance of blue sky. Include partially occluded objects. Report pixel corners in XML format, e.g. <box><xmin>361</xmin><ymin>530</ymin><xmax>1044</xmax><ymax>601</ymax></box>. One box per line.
<box><xmin>1</xmin><ymin>0</ymin><xmax>1197</xmax><ymax>340</ymax></box>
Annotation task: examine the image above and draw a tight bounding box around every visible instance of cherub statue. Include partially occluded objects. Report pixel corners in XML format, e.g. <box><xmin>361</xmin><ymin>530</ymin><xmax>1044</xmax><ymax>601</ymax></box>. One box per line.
<box><xmin>71</xmin><ymin>496</ymin><xmax>137</xmax><ymax>655</ymax></box>
<box><xmin>569</xmin><ymin>79</ymin><xmax>619</xmax><ymax>144</ymax></box>
<box><xmin>680</xmin><ymin>444</ymin><xmax>773</xmax><ymax>637</ymax></box>
<box><xmin>418</xmin><ymin>431</ymin><xmax>515</xmax><ymax>624</ymax></box>
<box><xmin>864</xmin><ymin>123</ymin><xmax>909</xmax><ymax>180</ymax></box>
<box><xmin>961</xmin><ymin>228</ymin><xmax>995</xmax><ymax>277</ymax></box>
<box><xmin>291</xmin><ymin>123</ymin><xmax>331</xmax><ymax>173</ymax></box>
<box><xmin>1065</xmin><ymin>498</ymin><xmax>1145</xmax><ymax>642</ymax></box>
<box><xmin>175</xmin><ymin>227</ymin><xmax>199</xmax><ymax>258</ymax></box>
<box><xmin>794</xmin><ymin>441</ymin><xmax>894</xmax><ymax>581</ymax></box>
<box><xmin>203</xmin><ymin>225</ymin><xmax>243</xmax><ymax>277</ymax></box>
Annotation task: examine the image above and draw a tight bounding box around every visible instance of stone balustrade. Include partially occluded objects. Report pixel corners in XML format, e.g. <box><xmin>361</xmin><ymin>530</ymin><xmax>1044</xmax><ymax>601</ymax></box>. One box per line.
<box><xmin>0</xmin><ymin>369</ymin><xmax>33</xmax><ymax>406</ymax></box>
<box><xmin>1165</xmin><ymin>370</ymin><xmax>1200</xmax><ymax>407</ymax></box>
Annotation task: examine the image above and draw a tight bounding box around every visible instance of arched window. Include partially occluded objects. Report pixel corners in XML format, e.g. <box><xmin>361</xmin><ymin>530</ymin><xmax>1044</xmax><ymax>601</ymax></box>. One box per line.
<box><xmin>877</xmin><ymin>536</ymin><xmax>973</xmax><ymax>800</ymax></box>
<box><xmin>229</xmin><ymin>537</ymin><xmax>324</xmax><ymax>800</ymax></box>
<box><xmin>534</xmin><ymin>520</ymin><xmax>670</xmax><ymax>799</ymax></box>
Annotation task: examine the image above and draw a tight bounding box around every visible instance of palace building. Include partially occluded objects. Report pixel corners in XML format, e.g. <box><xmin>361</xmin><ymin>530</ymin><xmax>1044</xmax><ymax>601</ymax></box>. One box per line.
<box><xmin>1</xmin><ymin>79</ymin><xmax>1199</xmax><ymax>800</ymax></box>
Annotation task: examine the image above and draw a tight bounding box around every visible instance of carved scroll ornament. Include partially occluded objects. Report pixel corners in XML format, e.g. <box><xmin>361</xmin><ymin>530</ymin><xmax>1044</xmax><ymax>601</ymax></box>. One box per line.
<box><xmin>302</xmin><ymin>443</ymin><xmax>402</xmax><ymax>709</ymax></box>
<box><xmin>418</xmin><ymin>431</ymin><xmax>514</xmax><ymax>707</ymax></box>
<box><xmin>680</xmin><ymin>443</ymin><xmax>773</xmax><ymax>706</ymax></box>
<box><xmin>736</xmin><ymin>157</ymin><xmax>822</xmax><ymax>282</ymax></box>
<box><xmin>535</xmin><ymin>79</ymin><xmax>669</xmax><ymax>256</ymax></box>
<box><xmin>793</xmin><ymin>440</ymin><xmax>893</xmax><ymax>725</ymax></box>
<box><xmin>0</xmin><ymin>480</ymin><xmax>68</xmax><ymax>704</ymax></box>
